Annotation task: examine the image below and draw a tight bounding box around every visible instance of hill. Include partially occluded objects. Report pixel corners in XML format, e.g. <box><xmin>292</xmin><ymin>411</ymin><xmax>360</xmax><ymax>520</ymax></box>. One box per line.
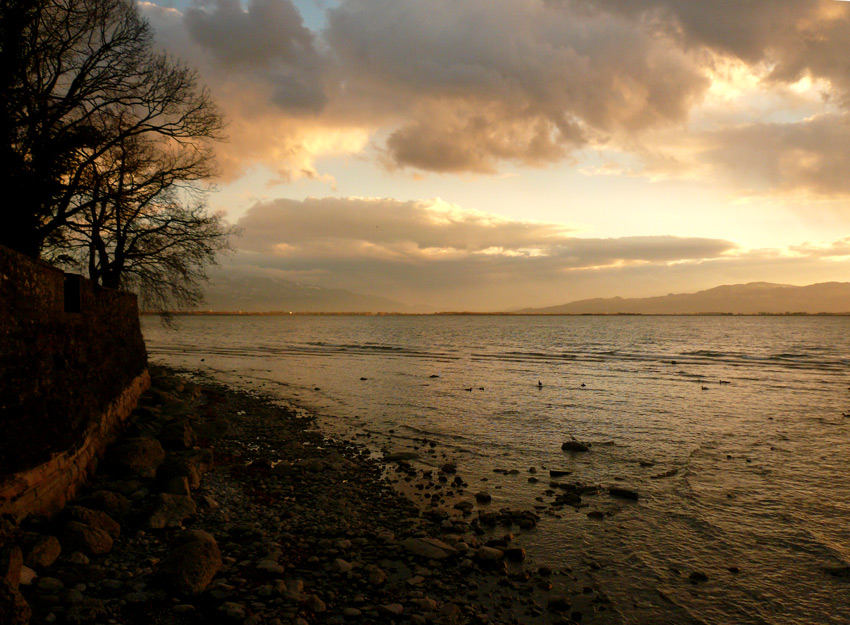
<box><xmin>517</xmin><ymin>282</ymin><xmax>850</xmax><ymax>314</ymax></box>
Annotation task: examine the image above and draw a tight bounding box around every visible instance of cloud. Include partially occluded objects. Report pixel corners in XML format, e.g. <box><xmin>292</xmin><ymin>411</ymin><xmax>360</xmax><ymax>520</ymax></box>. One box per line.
<box><xmin>142</xmin><ymin>0</ymin><xmax>850</xmax><ymax>196</ymax></box>
<box><xmin>229</xmin><ymin>196</ymin><xmax>740</xmax><ymax>308</ymax></box>
<box><xmin>586</xmin><ymin>0</ymin><xmax>850</xmax><ymax>98</ymax></box>
<box><xmin>703</xmin><ymin>113</ymin><xmax>850</xmax><ymax>195</ymax></box>
<box><xmin>326</xmin><ymin>0</ymin><xmax>708</xmax><ymax>172</ymax></box>
<box><xmin>184</xmin><ymin>0</ymin><xmax>327</xmax><ymax>112</ymax></box>
<box><xmin>142</xmin><ymin>1</ymin><xmax>368</xmax><ymax>181</ymax></box>
<box><xmin>790</xmin><ymin>237</ymin><xmax>850</xmax><ymax>259</ymax></box>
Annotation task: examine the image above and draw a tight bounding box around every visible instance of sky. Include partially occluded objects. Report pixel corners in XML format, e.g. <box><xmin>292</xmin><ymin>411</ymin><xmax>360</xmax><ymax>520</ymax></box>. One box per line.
<box><xmin>140</xmin><ymin>0</ymin><xmax>850</xmax><ymax>311</ymax></box>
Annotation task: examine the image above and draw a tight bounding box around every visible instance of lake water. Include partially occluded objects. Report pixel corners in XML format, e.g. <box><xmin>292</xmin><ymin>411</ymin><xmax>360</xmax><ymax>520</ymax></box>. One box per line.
<box><xmin>142</xmin><ymin>314</ymin><xmax>850</xmax><ymax>625</ymax></box>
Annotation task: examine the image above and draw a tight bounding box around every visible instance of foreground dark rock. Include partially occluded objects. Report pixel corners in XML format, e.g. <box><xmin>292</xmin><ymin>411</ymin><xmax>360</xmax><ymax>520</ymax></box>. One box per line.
<box><xmin>1</xmin><ymin>365</ymin><xmax>615</xmax><ymax>625</ymax></box>
<box><xmin>159</xmin><ymin>530</ymin><xmax>222</xmax><ymax>595</ymax></box>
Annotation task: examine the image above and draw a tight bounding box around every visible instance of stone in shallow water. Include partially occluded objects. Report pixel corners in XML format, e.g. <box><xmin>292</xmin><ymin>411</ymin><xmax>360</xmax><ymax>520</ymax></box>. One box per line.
<box><xmin>608</xmin><ymin>486</ymin><xmax>639</xmax><ymax>501</ymax></box>
<box><xmin>561</xmin><ymin>440</ymin><xmax>589</xmax><ymax>452</ymax></box>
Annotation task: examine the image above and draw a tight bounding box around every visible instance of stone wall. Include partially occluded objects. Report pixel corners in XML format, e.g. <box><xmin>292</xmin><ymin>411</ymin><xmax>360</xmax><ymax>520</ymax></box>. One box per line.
<box><xmin>0</xmin><ymin>245</ymin><xmax>149</xmax><ymax>519</ymax></box>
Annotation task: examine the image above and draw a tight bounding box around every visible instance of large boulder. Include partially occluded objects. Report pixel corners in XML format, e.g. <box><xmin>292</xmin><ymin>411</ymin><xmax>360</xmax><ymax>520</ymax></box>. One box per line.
<box><xmin>146</xmin><ymin>494</ymin><xmax>197</xmax><ymax>530</ymax></box>
<box><xmin>159</xmin><ymin>420</ymin><xmax>197</xmax><ymax>450</ymax></box>
<box><xmin>76</xmin><ymin>491</ymin><xmax>131</xmax><ymax>519</ymax></box>
<box><xmin>65</xmin><ymin>507</ymin><xmax>120</xmax><ymax>538</ymax></box>
<box><xmin>158</xmin><ymin>530</ymin><xmax>221</xmax><ymax>595</ymax></box>
<box><xmin>61</xmin><ymin>522</ymin><xmax>113</xmax><ymax>556</ymax></box>
<box><xmin>108</xmin><ymin>437</ymin><xmax>166</xmax><ymax>478</ymax></box>
<box><xmin>157</xmin><ymin>449</ymin><xmax>214</xmax><ymax>490</ymax></box>
<box><xmin>24</xmin><ymin>536</ymin><xmax>61</xmax><ymax>569</ymax></box>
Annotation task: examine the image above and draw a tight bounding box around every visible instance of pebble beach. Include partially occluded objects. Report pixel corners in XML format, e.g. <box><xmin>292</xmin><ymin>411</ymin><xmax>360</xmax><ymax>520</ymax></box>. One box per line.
<box><xmin>5</xmin><ymin>365</ymin><xmax>615</xmax><ymax>625</ymax></box>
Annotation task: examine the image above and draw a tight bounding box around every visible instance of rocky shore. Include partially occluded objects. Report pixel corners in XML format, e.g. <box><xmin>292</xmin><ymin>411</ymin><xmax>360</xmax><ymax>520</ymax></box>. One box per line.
<box><xmin>1</xmin><ymin>366</ymin><xmax>615</xmax><ymax>625</ymax></box>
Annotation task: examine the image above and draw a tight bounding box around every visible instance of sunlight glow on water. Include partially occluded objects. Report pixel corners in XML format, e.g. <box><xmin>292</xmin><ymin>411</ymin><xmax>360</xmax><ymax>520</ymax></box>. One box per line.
<box><xmin>144</xmin><ymin>315</ymin><xmax>850</xmax><ymax>625</ymax></box>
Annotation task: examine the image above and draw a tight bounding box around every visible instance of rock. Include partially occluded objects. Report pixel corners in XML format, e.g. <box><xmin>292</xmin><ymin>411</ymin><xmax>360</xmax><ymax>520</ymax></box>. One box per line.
<box><xmin>586</xmin><ymin>511</ymin><xmax>605</xmax><ymax>520</ymax></box>
<box><xmin>379</xmin><ymin>603</ymin><xmax>404</xmax><ymax>617</ymax></box>
<box><xmin>146</xmin><ymin>494</ymin><xmax>197</xmax><ymax>529</ymax></box>
<box><xmin>0</xmin><ymin>579</ymin><xmax>31</xmax><ymax>625</ymax></box>
<box><xmin>475</xmin><ymin>546</ymin><xmax>504</xmax><ymax>563</ymax></box>
<box><xmin>475</xmin><ymin>492</ymin><xmax>492</xmax><ymax>504</ymax></box>
<box><xmin>161</xmin><ymin>476</ymin><xmax>192</xmax><ymax>496</ymax></box>
<box><xmin>18</xmin><ymin>567</ymin><xmax>36</xmax><ymax>586</ymax></box>
<box><xmin>76</xmin><ymin>491</ymin><xmax>130</xmax><ymax>519</ymax></box>
<box><xmin>192</xmin><ymin>418</ymin><xmax>230</xmax><ymax>441</ymax></box>
<box><xmin>547</xmin><ymin>596</ymin><xmax>572</xmax><ymax>613</ymax></box>
<box><xmin>65</xmin><ymin>507</ymin><xmax>120</xmax><ymax>538</ymax></box>
<box><xmin>109</xmin><ymin>437</ymin><xmax>166</xmax><ymax>477</ymax></box>
<box><xmin>36</xmin><ymin>577</ymin><xmax>64</xmax><ymax>592</ymax></box>
<box><xmin>303</xmin><ymin>594</ymin><xmax>326</xmax><ymax>613</ymax></box>
<box><xmin>332</xmin><ymin>558</ymin><xmax>353</xmax><ymax>574</ymax></box>
<box><xmin>65</xmin><ymin>598</ymin><xmax>109</xmax><ymax>623</ymax></box>
<box><xmin>64</xmin><ymin>552</ymin><xmax>90</xmax><ymax>565</ymax></box>
<box><xmin>689</xmin><ymin>571</ymin><xmax>708</xmax><ymax>583</ymax></box>
<box><xmin>367</xmin><ymin>566</ymin><xmax>387</xmax><ymax>586</ymax></box>
<box><xmin>158</xmin><ymin>530</ymin><xmax>221</xmax><ymax>595</ymax></box>
<box><xmin>440</xmin><ymin>463</ymin><xmax>457</xmax><ymax>474</ymax></box>
<box><xmin>561</xmin><ymin>441</ymin><xmax>589</xmax><ymax>452</ymax></box>
<box><xmin>61</xmin><ymin>522</ymin><xmax>113</xmax><ymax>555</ymax></box>
<box><xmin>608</xmin><ymin>487</ymin><xmax>639</xmax><ymax>501</ymax></box>
<box><xmin>383</xmin><ymin>452</ymin><xmax>420</xmax><ymax>462</ymax></box>
<box><xmin>412</xmin><ymin>598</ymin><xmax>438</xmax><ymax>611</ymax></box>
<box><xmin>256</xmin><ymin>559</ymin><xmax>285</xmax><ymax>575</ymax></box>
<box><xmin>549</xmin><ymin>469</ymin><xmax>571</xmax><ymax>477</ymax></box>
<box><xmin>159</xmin><ymin>420</ymin><xmax>197</xmax><ymax>450</ymax></box>
<box><xmin>219</xmin><ymin>602</ymin><xmax>246</xmax><ymax>621</ymax></box>
<box><xmin>401</xmin><ymin>537</ymin><xmax>457</xmax><ymax>560</ymax></box>
<box><xmin>0</xmin><ymin>546</ymin><xmax>23</xmax><ymax>588</ymax></box>
<box><xmin>439</xmin><ymin>603</ymin><xmax>463</xmax><ymax>622</ymax></box>
<box><xmin>156</xmin><ymin>450</ymin><xmax>212</xmax><ymax>490</ymax></box>
<box><xmin>25</xmin><ymin>536</ymin><xmax>61</xmax><ymax>569</ymax></box>
<box><xmin>505</xmin><ymin>547</ymin><xmax>526</xmax><ymax>562</ymax></box>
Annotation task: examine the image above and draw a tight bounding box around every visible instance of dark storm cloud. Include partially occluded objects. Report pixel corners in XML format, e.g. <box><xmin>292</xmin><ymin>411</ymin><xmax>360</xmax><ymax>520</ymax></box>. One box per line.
<box><xmin>184</xmin><ymin>0</ymin><xmax>327</xmax><ymax>111</ymax></box>
<box><xmin>582</xmin><ymin>0</ymin><xmax>850</xmax><ymax>98</ymax></box>
<box><xmin>143</xmin><ymin>0</ymin><xmax>850</xmax><ymax>194</ymax></box>
<box><xmin>326</xmin><ymin>0</ymin><xmax>708</xmax><ymax>172</ymax></box>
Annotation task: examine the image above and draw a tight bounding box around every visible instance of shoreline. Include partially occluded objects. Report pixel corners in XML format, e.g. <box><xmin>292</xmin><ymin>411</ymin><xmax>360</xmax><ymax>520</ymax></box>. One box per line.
<box><xmin>7</xmin><ymin>365</ymin><xmax>613</xmax><ymax>625</ymax></box>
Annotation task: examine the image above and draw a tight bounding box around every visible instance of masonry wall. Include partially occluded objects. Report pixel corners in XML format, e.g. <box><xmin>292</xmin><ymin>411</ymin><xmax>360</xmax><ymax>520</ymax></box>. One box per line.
<box><xmin>0</xmin><ymin>245</ymin><xmax>149</xmax><ymax>517</ymax></box>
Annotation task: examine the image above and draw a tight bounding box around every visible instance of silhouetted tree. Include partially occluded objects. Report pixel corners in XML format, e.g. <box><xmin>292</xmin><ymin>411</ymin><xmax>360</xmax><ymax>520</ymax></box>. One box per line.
<box><xmin>58</xmin><ymin>129</ymin><xmax>233</xmax><ymax>310</ymax></box>
<box><xmin>0</xmin><ymin>0</ymin><xmax>224</xmax><ymax>258</ymax></box>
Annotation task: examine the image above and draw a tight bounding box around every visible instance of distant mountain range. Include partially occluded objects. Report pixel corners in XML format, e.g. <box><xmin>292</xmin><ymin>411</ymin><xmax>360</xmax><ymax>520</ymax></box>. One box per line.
<box><xmin>201</xmin><ymin>274</ymin><xmax>410</xmax><ymax>313</ymax></box>
<box><xmin>516</xmin><ymin>282</ymin><xmax>850</xmax><ymax>315</ymax></box>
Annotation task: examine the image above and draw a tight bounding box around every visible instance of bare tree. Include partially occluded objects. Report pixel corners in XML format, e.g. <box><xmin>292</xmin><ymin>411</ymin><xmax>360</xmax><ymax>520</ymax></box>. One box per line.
<box><xmin>60</xmin><ymin>128</ymin><xmax>233</xmax><ymax>310</ymax></box>
<box><xmin>0</xmin><ymin>0</ymin><xmax>224</xmax><ymax>257</ymax></box>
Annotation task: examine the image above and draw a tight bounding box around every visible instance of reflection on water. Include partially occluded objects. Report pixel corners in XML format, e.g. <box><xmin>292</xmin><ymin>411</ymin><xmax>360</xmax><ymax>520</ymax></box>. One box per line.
<box><xmin>144</xmin><ymin>314</ymin><xmax>850</xmax><ymax>625</ymax></box>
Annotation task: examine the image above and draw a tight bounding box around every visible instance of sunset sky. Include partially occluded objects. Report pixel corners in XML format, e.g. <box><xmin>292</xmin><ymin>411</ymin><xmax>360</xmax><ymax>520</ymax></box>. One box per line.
<box><xmin>141</xmin><ymin>0</ymin><xmax>850</xmax><ymax>310</ymax></box>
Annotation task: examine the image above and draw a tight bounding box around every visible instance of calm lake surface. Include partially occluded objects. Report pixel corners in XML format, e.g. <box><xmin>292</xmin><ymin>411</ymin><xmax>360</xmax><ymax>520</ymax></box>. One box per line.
<box><xmin>143</xmin><ymin>315</ymin><xmax>850</xmax><ymax>625</ymax></box>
